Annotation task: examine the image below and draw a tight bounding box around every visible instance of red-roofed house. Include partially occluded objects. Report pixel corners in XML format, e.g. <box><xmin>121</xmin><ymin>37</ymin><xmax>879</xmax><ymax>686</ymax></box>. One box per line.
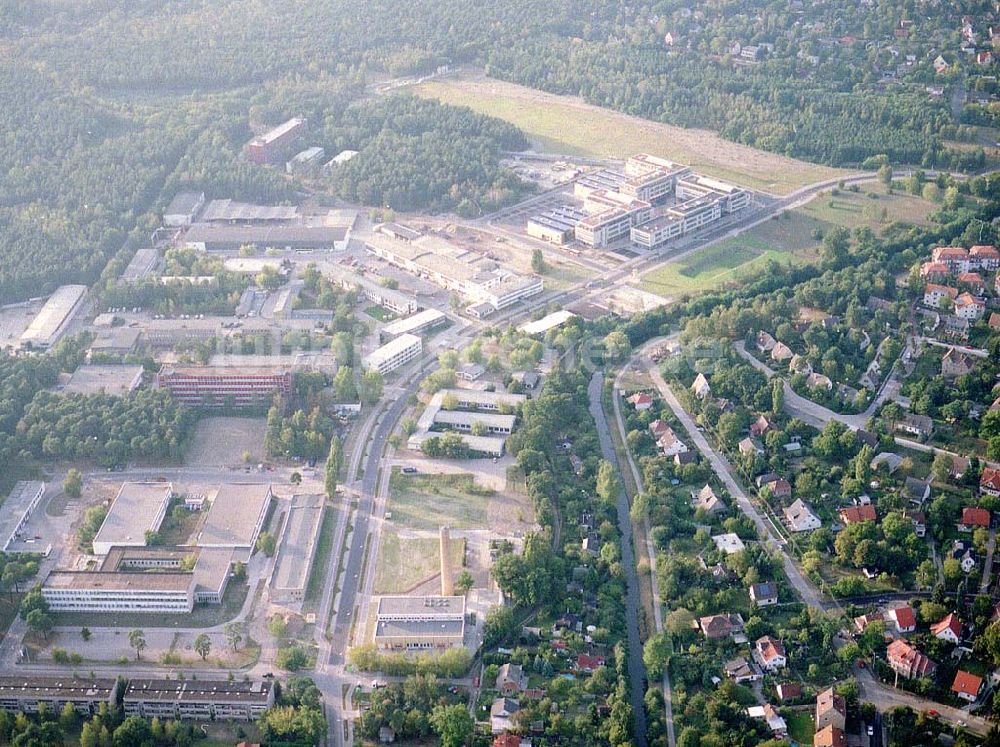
<box><xmin>750</xmin><ymin>414</ymin><xmax>775</xmax><ymax>437</ymax></box>
<box><xmin>839</xmin><ymin>505</ymin><xmax>877</xmax><ymax>525</ymax></box>
<box><xmin>627</xmin><ymin>392</ymin><xmax>653</xmax><ymax>411</ymax></box>
<box><xmin>920</xmin><ymin>261</ymin><xmax>949</xmax><ymax>281</ymax></box>
<box><xmin>989</xmin><ymin>312</ymin><xmax>1000</xmax><ymax>331</ymax></box>
<box><xmin>887</xmin><ymin>639</ymin><xmax>936</xmax><ymax>679</ymax></box>
<box><xmin>753</xmin><ymin>636</ymin><xmax>787</xmax><ymax>672</ymax></box>
<box><xmin>923</xmin><ymin>283</ymin><xmax>958</xmax><ymax>308</ymax></box>
<box><xmin>952</xmin><ymin>671</ymin><xmax>983</xmax><ymax>702</ymax></box>
<box><xmin>494</xmin><ymin>734</ymin><xmax>521</xmax><ymax>747</ymax></box>
<box><xmin>814</xmin><ymin>725</ymin><xmax>847</xmax><ymax>747</ymax></box>
<box><xmin>930</xmin><ymin>613</ymin><xmax>962</xmax><ymax>644</ymax></box>
<box><xmin>959</xmin><ymin>507</ymin><xmax>991</xmax><ymax>532</ymax></box>
<box><xmin>932</xmin><ymin>246</ymin><xmax>970</xmax><ymax>273</ymax></box>
<box><xmin>888</xmin><ymin>606</ymin><xmax>916</xmax><ymax>633</ymax></box>
<box><xmin>955</xmin><ymin>292</ymin><xmax>986</xmax><ymax>321</ymax></box>
<box><xmin>971</xmin><ymin>244</ymin><xmax>1000</xmax><ymax>271</ymax></box>
<box><xmin>957</xmin><ymin>272</ymin><xmax>987</xmax><ymax>295</ymax></box>
<box><xmin>776</xmin><ymin>682</ymin><xmax>802</xmax><ymax>701</ymax></box>
<box><xmin>576</xmin><ymin>654</ymin><xmax>605</xmax><ymax>673</ymax></box>
<box><xmin>981</xmin><ymin>468</ymin><xmax>1000</xmax><ymax>498</ymax></box>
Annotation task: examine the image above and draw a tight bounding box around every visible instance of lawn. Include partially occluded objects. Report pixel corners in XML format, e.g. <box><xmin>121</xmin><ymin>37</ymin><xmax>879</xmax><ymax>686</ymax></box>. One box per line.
<box><xmin>364</xmin><ymin>305</ymin><xmax>396</xmax><ymax>322</ymax></box>
<box><xmin>387</xmin><ymin>470</ymin><xmax>492</xmax><ymax>531</ymax></box>
<box><xmin>798</xmin><ymin>183</ymin><xmax>936</xmax><ymax>229</ymax></box>
<box><xmin>784</xmin><ymin>711</ymin><xmax>814</xmax><ymax>745</ymax></box>
<box><xmin>413</xmin><ymin>74</ymin><xmax>848</xmax><ymax>195</ymax></box>
<box><xmin>373</xmin><ymin>530</ymin><xmax>466</xmax><ymax>594</ymax></box>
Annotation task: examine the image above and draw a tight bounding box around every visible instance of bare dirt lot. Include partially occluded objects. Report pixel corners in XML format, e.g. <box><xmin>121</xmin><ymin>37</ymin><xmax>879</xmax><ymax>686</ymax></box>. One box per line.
<box><xmin>185</xmin><ymin>417</ymin><xmax>266</xmax><ymax>467</ymax></box>
<box><xmin>414</xmin><ymin>72</ymin><xmax>850</xmax><ymax>195</ymax></box>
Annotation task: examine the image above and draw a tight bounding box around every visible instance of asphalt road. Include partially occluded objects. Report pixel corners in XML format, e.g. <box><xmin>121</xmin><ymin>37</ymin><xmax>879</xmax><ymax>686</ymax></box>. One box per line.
<box><xmin>588</xmin><ymin>371</ymin><xmax>649</xmax><ymax>747</ymax></box>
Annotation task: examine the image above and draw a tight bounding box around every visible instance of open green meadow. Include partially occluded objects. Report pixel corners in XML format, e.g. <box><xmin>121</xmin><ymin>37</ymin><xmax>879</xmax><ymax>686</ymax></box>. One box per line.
<box><xmin>387</xmin><ymin>470</ymin><xmax>493</xmax><ymax>531</ymax></box>
<box><xmin>373</xmin><ymin>530</ymin><xmax>466</xmax><ymax>594</ymax></box>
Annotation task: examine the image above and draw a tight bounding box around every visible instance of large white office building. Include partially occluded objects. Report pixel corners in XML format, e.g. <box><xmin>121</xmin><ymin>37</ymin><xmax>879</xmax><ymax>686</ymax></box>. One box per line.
<box><xmin>363</xmin><ymin>333</ymin><xmax>422</xmax><ymax>376</ymax></box>
<box><xmin>42</xmin><ymin>571</ymin><xmax>195</xmax><ymax>613</ymax></box>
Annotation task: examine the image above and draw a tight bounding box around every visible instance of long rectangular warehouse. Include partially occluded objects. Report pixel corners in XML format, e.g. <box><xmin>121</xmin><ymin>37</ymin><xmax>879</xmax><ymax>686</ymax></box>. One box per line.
<box><xmin>271</xmin><ymin>494</ymin><xmax>324</xmax><ymax>603</ymax></box>
<box><xmin>20</xmin><ymin>285</ymin><xmax>88</xmax><ymax>349</ymax></box>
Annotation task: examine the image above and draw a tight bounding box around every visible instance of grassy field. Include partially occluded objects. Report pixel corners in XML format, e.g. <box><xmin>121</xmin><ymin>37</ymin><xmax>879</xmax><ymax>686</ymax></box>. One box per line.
<box><xmin>798</xmin><ymin>183</ymin><xmax>936</xmax><ymax>228</ymax></box>
<box><xmin>364</xmin><ymin>305</ymin><xmax>396</xmax><ymax>322</ymax></box>
<box><xmin>641</xmin><ymin>213</ymin><xmax>822</xmax><ymax>297</ymax></box>
<box><xmin>413</xmin><ymin>74</ymin><xmax>848</xmax><ymax>194</ymax></box>
<box><xmin>388</xmin><ymin>470</ymin><xmax>492</xmax><ymax>531</ymax></box>
<box><xmin>373</xmin><ymin>530</ymin><xmax>466</xmax><ymax>594</ymax></box>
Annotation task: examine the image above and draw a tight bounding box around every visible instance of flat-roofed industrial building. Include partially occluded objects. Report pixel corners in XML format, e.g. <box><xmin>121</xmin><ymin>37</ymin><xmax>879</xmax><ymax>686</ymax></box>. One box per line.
<box><xmin>123</xmin><ymin>678</ymin><xmax>274</xmax><ymax>721</ymax></box>
<box><xmin>519</xmin><ymin>309</ymin><xmax>577</xmax><ymax>336</ymax></box>
<box><xmin>92</xmin><ymin>482</ymin><xmax>173</xmax><ymax>556</ymax></box>
<box><xmin>0</xmin><ymin>677</ymin><xmax>116</xmax><ymax>716</ymax></box>
<box><xmin>62</xmin><ymin>364</ymin><xmax>144</xmax><ymax>397</ymax></box>
<box><xmin>374</xmin><ymin>595</ymin><xmax>466</xmax><ymax>651</ymax></box>
<box><xmin>196</xmin><ymin>484</ymin><xmax>273</xmax><ymax>554</ymax></box>
<box><xmin>20</xmin><ymin>285</ymin><xmax>88</xmax><ymax>349</ymax></box>
<box><xmin>42</xmin><ymin>570</ymin><xmax>195</xmax><ymax>613</ymax></box>
<box><xmin>271</xmin><ymin>494</ymin><xmax>324</xmax><ymax>603</ymax></box>
<box><xmin>183</xmin><ymin>223</ymin><xmax>347</xmax><ymax>252</ymax></box>
<box><xmin>381</xmin><ymin>308</ymin><xmax>447</xmax><ymax>341</ymax></box>
<box><xmin>0</xmin><ymin>481</ymin><xmax>46</xmax><ymax>553</ymax></box>
<box><xmin>526</xmin><ymin>205</ymin><xmax>587</xmax><ymax>244</ymax></box>
<box><xmin>155</xmin><ymin>365</ymin><xmax>292</xmax><ymax>408</ymax></box>
<box><xmin>363</xmin><ymin>333</ymin><xmax>422</xmax><ymax>376</ymax></box>
<box><xmin>164</xmin><ymin>191</ymin><xmax>206</xmax><ymax>227</ymax></box>
<box><xmin>325</xmin><ymin>265</ymin><xmax>419</xmax><ymax>316</ymax></box>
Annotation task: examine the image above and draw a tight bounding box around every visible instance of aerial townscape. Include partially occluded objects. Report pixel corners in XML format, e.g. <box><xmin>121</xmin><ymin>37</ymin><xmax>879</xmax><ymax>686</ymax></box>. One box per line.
<box><xmin>5</xmin><ymin>2</ymin><xmax>1000</xmax><ymax>747</ymax></box>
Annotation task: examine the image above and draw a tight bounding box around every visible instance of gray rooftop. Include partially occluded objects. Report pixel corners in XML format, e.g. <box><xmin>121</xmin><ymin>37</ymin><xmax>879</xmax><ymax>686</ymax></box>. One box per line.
<box><xmin>165</xmin><ymin>191</ymin><xmax>205</xmax><ymax>217</ymax></box>
<box><xmin>271</xmin><ymin>495</ymin><xmax>324</xmax><ymax>594</ymax></box>
<box><xmin>0</xmin><ymin>481</ymin><xmax>45</xmax><ymax>552</ymax></box>
<box><xmin>197</xmin><ymin>484</ymin><xmax>272</xmax><ymax>548</ymax></box>
<box><xmin>63</xmin><ymin>365</ymin><xmax>143</xmax><ymax>397</ymax></box>
<box><xmin>0</xmin><ymin>676</ymin><xmax>116</xmax><ymax>701</ymax></box>
<box><xmin>124</xmin><ymin>678</ymin><xmax>272</xmax><ymax>705</ymax></box>
<box><xmin>376</xmin><ymin>595</ymin><xmax>466</xmax><ymax>619</ymax></box>
<box><xmin>375</xmin><ymin>618</ymin><xmax>465</xmax><ymax>639</ymax></box>
<box><xmin>93</xmin><ymin>482</ymin><xmax>173</xmax><ymax>552</ymax></box>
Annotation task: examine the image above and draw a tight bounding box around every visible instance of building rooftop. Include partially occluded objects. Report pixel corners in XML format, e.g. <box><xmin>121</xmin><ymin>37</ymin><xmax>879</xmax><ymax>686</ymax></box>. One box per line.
<box><xmin>184</xmin><ymin>223</ymin><xmax>347</xmax><ymax>248</ymax></box>
<box><xmin>44</xmin><ymin>570</ymin><xmax>192</xmax><ymax>592</ymax></box>
<box><xmin>0</xmin><ymin>676</ymin><xmax>116</xmax><ymax>700</ymax></box>
<box><xmin>93</xmin><ymin>482</ymin><xmax>173</xmax><ymax>552</ymax></box>
<box><xmin>376</xmin><ymin>595</ymin><xmax>466</xmax><ymax>618</ymax></box>
<box><xmin>519</xmin><ymin>310</ymin><xmax>577</xmax><ymax>336</ymax></box>
<box><xmin>62</xmin><ymin>365</ymin><xmax>144</xmax><ymax>397</ymax></box>
<box><xmin>197</xmin><ymin>484</ymin><xmax>272</xmax><ymax>548</ymax></box>
<box><xmin>375</xmin><ymin>618</ymin><xmax>465</xmax><ymax>638</ymax></box>
<box><xmin>165</xmin><ymin>192</ymin><xmax>205</xmax><ymax>217</ymax></box>
<box><xmin>20</xmin><ymin>285</ymin><xmax>88</xmax><ymax>347</ymax></box>
<box><xmin>124</xmin><ymin>678</ymin><xmax>273</xmax><ymax>705</ymax></box>
<box><xmin>158</xmin><ymin>365</ymin><xmax>291</xmax><ymax>378</ymax></box>
<box><xmin>252</xmin><ymin>118</ymin><xmax>306</xmax><ymax>146</ymax></box>
<box><xmin>433</xmin><ymin>410</ymin><xmax>517</xmax><ymax>430</ymax></box>
<box><xmin>0</xmin><ymin>481</ymin><xmax>45</xmax><ymax>551</ymax></box>
<box><xmin>271</xmin><ymin>495</ymin><xmax>324</xmax><ymax>594</ymax></box>
<box><xmin>382</xmin><ymin>309</ymin><xmax>447</xmax><ymax>338</ymax></box>
<box><xmin>363</xmin><ymin>334</ymin><xmax>422</xmax><ymax>370</ymax></box>
<box><xmin>200</xmin><ymin>199</ymin><xmax>298</xmax><ymax>223</ymax></box>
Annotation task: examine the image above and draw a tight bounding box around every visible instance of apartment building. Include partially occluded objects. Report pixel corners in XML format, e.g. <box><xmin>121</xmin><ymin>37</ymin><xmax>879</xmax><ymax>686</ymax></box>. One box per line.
<box><xmin>380</xmin><ymin>308</ymin><xmax>447</xmax><ymax>342</ymax></box>
<box><xmin>676</xmin><ymin>174</ymin><xmax>752</xmax><ymax>213</ymax></box>
<box><xmin>574</xmin><ymin>190</ymin><xmax>652</xmax><ymax>248</ymax></box>
<box><xmin>363</xmin><ymin>333</ymin><xmax>422</xmax><ymax>375</ymax></box>
<box><xmin>0</xmin><ymin>677</ymin><xmax>116</xmax><ymax>716</ymax></box>
<box><xmin>123</xmin><ymin>679</ymin><xmax>274</xmax><ymax>721</ymax></box>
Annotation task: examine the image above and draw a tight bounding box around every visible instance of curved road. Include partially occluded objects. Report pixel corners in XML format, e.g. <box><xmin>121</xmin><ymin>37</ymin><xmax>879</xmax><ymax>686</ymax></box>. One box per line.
<box><xmin>588</xmin><ymin>372</ymin><xmax>649</xmax><ymax>746</ymax></box>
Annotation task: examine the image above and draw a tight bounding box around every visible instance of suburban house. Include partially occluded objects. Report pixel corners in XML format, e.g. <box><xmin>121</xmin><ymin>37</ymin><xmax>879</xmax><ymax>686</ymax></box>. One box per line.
<box><xmin>490</xmin><ymin>698</ymin><xmax>521</xmax><ymax>734</ymax></box>
<box><xmin>712</xmin><ymin>533</ymin><xmax>746</xmax><ymax>555</ymax></box>
<box><xmin>930</xmin><ymin>613</ymin><xmax>962</xmax><ymax>644</ymax></box>
<box><xmin>496</xmin><ymin>664</ymin><xmax>526</xmax><ymax>696</ymax></box>
<box><xmin>942</xmin><ymin>348</ymin><xmax>976</xmax><ymax>378</ymax></box>
<box><xmin>756</xmin><ymin>331</ymin><xmax>776</xmax><ymax>352</ymax></box>
<box><xmin>746</xmin><ymin>704</ymin><xmax>787</xmax><ymax>738</ymax></box>
<box><xmin>853</xmin><ymin>613</ymin><xmax>884</xmax><ymax>633</ymax></box>
<box><xmin>932</xmin><ymin>246</ymin><xmax>970</xmax><ymax>273</ymax></box>
<box><xmin>887</xmin><ymin>639</ymin><xmax>936</xmax><ymax>679</ymax></box>
<box><xmin>905</xmin><ymin>511</ymin><xmax>927</xmax><ymax>537</ymax></box>
<box><xmin>749</xmin><ymin>582</ymin><xmax>779</xmax><ymax>607</ymax></box>
<box><xmin>815</xmin><ymin>688</ymin><xmax>846</xmax><ymax>731</ymax></box>
<box><xmin>923</xmin><ymin>283</ymin><xmax>958</xmax><ymax>308</ymax></box>
<box><xmin>739</xmin><ymin>437</ymin><xmax>764</xmax><ymax>456</ymax></box>
<box><xmin>699</xmin><ymin>613</ymin><xmax>744</xmax><ymax>640</ymax></box>
<box><xmin>980</xmin><ymin>468</ymin><xmax>1000</xmax><ymax>498</ymax></box>
<box><xmin>954</xmin><ymin>292</ymin><xmax>986</xmax><ymax>321</ymax></box>
<box><xmin>723</xmin><ymin>657</ymin><xmax>761</xmax><ymax>684</ymax></box>
<box><xmin>691</xmin><ymin>373</ymin><xmax>712</xmax><ymax>400</ymax></box>
<box><xmin>806</xmin><ymin>372</ymin><xmax>833</xmax><ymax>391</ymax></box>
<box><xmin>904</xmin><ymin>476</ymin><xmax>932</xmax><ymax>503</ymax></box>
<box><xmin>691</xmin><ymin>485</ymin><xmax>726</xmax><ymax>515</ymax></box>
<box><xmin>784</xmin><ymin>499</ymin><xmax>821</xmax><ymax>532</ymax></box>
<box><xmin>771</xmin><ymin>342</ymin><xmax>794</xmax><ymax>361</ymax></box>
<box><xmin>958</xmin><ymin>507</ymin><xmax>991</xmax><ymax>532</ymax></box>
<box><xmin>752</xmin><ymin>636</ymin><xmax>787</xmax><ymax>672</ymax></box>
<box><xmin>839</xmin><ymin>505</ymin><xmax>877</xmax><ymax>525</ymax></box>
<box><xmin>776</xmin><ymin>683</ymin><xmax>802</xmax><ymax>701</ymax></box>
<box><xmin>757</xmin><ymin>473</ymin><xmax>791</xmax><ymax>498</ymax></box>
<box><xmin>814</xmin><ymin>725</ymin><xmax>847</xmax><ymax>747</ymax></box>
<box><xmin>627</xmin><ymin>392</ymin><xmax>653</xmax><ymax>411</ymax></box>
<box><xmin>750</xmin><ymin>415</ymin><xmax>775</xmax><ymax>437</ymax></box>
<box><xmin>897</xmin><ymin>414</ymin><xmax>934</xmax><ymax>439</ymax></box>
<box><xmin>952</xmin><ymin>671</ymin><xmax>983</xmax><ymax>703</ymax></box>
<box><xmin>887</xmin><ymin>605</ymin><xmax>916</xmax><ymax>633</ymax></box>
<box><xmin>655</xmin><ymin>427</ymin><xmax>689</xmax><ymax>457</ymax></box>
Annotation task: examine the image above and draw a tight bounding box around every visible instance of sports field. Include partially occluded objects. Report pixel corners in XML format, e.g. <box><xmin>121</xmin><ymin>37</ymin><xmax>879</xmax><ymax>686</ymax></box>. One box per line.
<box><xmin>413</xmin><ymin>73</ymin><xmax>849</xmax><ymax>195</ymax></box>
